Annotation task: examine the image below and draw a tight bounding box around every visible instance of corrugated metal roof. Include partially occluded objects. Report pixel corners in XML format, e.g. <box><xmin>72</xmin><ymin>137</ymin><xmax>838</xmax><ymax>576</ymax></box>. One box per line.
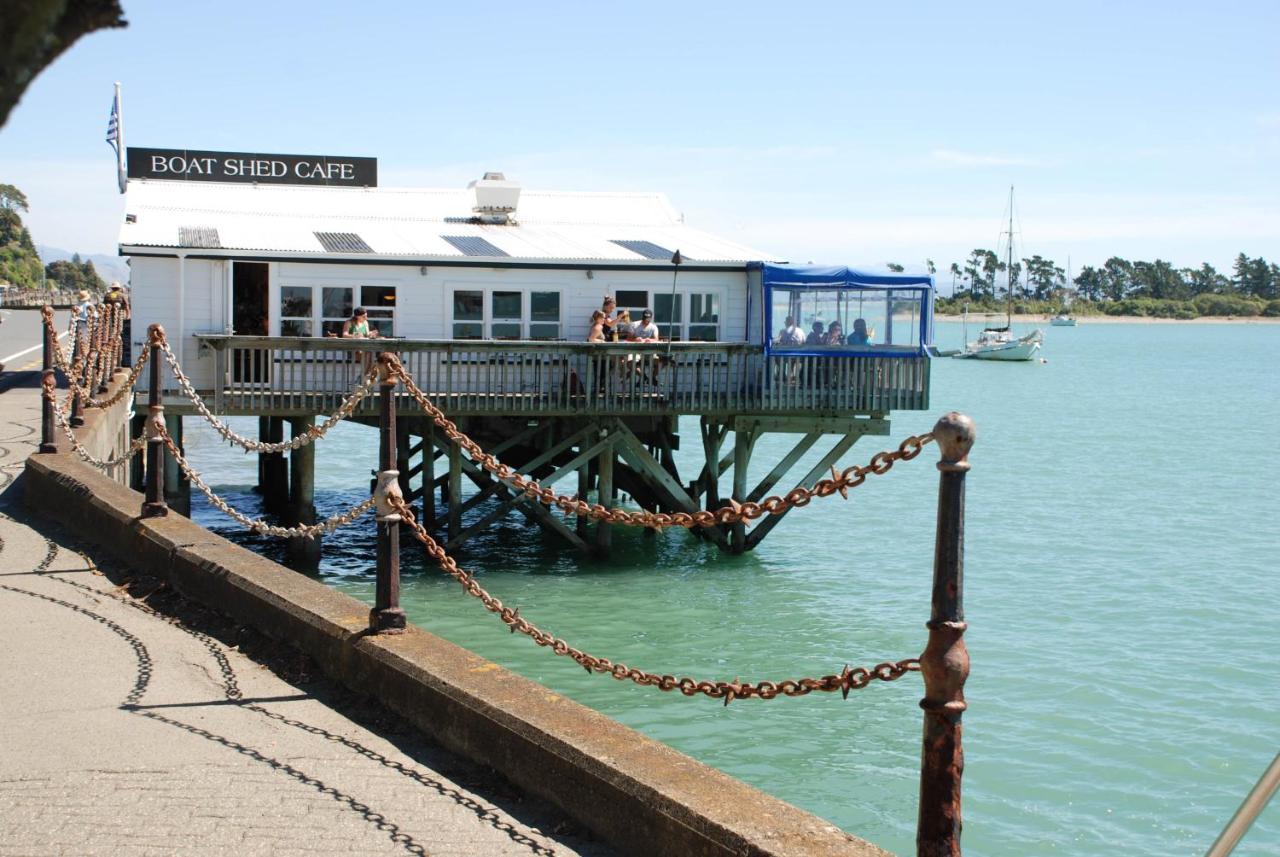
<box><xmin>314</xmin><ymin>231</ymin><xmax>372</xmax><ymax>253</ymax></box>
<box><xmin>441</xmin><ymin>235</ymin><xmax>509</xmax><ymax>257</ymax></box>
<box><xmin>118</xmin><ymin>180</ymin><xmax>780</xmax><ymax>263</ymax></box>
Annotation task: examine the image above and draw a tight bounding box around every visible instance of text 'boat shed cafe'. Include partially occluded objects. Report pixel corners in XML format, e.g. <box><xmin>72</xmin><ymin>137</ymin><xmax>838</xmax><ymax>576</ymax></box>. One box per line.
<box><xmin>118</xmin><ymin>146</ymin><xmax>937</xmax><ymax>554</ymax></box>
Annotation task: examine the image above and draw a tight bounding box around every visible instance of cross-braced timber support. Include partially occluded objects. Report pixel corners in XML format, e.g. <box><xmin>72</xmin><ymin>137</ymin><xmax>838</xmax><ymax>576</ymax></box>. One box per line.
<box><xmin>374</xmin><ymin>413</ymin><xmax>886</xmax><ymax>558</ymax></box>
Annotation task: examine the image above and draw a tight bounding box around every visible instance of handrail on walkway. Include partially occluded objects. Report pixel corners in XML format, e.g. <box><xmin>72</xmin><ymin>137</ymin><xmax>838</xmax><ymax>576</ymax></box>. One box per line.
<box><xmin>39</xmin><ymin>307</ymin><xmax>976</xmax><ymax>856</ymax></box>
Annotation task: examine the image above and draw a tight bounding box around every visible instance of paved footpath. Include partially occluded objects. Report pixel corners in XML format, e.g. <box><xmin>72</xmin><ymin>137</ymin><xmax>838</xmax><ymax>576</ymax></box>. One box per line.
<box><xmin>0</xmin><ymin>379</ymin><xmax>613</xmax><ymax>857</ymax></box>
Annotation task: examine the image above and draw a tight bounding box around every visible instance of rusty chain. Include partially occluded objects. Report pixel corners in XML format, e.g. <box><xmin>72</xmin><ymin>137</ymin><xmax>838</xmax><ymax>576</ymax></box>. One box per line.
<box><xmin>387</xmin><ymin>354</ymin><xmax>934</xmax><ymax>530</ymax></box>
<box><xmin>42</xmin><ymin>305</ymin><xmax>140</xmax><ymax>410</ymax></box>
<box><xmin>391</xmin><ymin>495</ymin><xmax>918</xmax><ymax>702</ymax></box>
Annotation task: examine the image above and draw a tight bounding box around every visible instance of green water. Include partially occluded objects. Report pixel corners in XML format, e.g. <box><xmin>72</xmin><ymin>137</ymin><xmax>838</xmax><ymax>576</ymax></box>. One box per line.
<box><xmin>188</xmin><ymin>322</ymin><xmax>1280</xmax><ymax>856</ymax></box>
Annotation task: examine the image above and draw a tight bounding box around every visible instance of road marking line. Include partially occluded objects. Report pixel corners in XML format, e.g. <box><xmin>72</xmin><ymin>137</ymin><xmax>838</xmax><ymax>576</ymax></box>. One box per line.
<box><xmin>1</xmin><ymin>331</ymin><xmax>69</xmax><ymax>366</ymax></box>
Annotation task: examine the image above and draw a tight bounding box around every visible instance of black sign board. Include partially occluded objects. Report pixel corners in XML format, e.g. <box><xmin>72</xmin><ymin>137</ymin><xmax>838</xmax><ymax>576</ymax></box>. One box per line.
<box><xmin>126</xmin><ymin>148</ymin><xmax>377</xmax><ymax>187</ymax></box>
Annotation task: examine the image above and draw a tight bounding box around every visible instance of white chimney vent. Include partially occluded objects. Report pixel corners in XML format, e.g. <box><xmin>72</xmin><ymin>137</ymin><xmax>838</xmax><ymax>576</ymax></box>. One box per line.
<box><xmin>468</xmin><ymin>171</ymin><xmax>521</xmax><ymax>223</ymax></box>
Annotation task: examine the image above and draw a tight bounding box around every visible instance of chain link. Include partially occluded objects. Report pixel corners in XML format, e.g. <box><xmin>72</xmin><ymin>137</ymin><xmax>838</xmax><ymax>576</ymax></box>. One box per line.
<box><xmin>388</xmin><ymin>356</ymin><xmax>933</xmax><ymax>530</ymax></box>
<box><xmin>43</xmin><ymin>305</ymin><xmax>140</xmax><ymax>409</ymax></box>
<box><xmin>158</xmin><ymin>339</ymin><xmax>379</xmax><ymax>454</ymax></box>
<box><xmin>391</xmin><ymin>496</ymin><xmax>918</xmax><ymax>702</ymax></box>
<box><xmin>41</xmin><ymin>378</ymin><xmax>146</xmax><ymax>470</ymax></box>
<box><xmin>159</xmin><ymin>427</ymin><xmax>375</xmax><ymax>537</ymax></box>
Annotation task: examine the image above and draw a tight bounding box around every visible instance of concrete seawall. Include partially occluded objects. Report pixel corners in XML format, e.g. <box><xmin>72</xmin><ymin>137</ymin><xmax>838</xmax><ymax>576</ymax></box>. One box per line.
<box><xmin>24</xmin><ymin>396</ymin><xmax>890</xmax><ymax>857</ymax></box>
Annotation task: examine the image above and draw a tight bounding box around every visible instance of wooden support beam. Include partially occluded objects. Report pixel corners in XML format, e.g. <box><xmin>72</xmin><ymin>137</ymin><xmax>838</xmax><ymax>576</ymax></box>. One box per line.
<box><xmin>744</xmin><ymin>432</ymin><xmax>861</xmax><ymax>551</ymax></box>
<box><xmin>746</xmin><ymin>431</ymin><xmax>821</xmax><ymax>503</ymax></box>
<box><xmin>613</xmin><ymin>425</ymin><xmax>731</xmax><ymax>551</ymax></box>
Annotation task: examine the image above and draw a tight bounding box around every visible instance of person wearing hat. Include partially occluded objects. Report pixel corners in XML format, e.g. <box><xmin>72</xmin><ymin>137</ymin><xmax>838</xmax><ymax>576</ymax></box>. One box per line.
<box><xmin>102</xmin><ymin>281</ymin><xmax>132</xmax><ymax>367</ymax></box>
<box><xmin>633</xmin><ymin>308</ymin><xmax>660</xmax><ymax>341</ymax></box>
<box><xmin>72</xmin><ymin>289</ymin><xmax>94</xmax><ymax>335</ymax></box>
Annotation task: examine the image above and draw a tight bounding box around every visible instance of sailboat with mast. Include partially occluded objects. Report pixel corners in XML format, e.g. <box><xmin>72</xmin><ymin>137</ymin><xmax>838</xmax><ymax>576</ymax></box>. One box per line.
<box><xmin>954</xmin><ymin>186</ymin><xmax>1043</xmax><ymax>361</ymax></box>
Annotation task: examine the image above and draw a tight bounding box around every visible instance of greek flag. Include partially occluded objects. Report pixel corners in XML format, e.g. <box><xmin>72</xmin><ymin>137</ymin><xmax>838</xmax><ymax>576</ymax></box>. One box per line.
<box><xmin>106</xmin><ymin>84</ymin><xmax>126</xmax><ymax>193</ymax></box>
<box><xmin>106</xmin><ymin>98</ymin><xmax>120</xmax><ymax>152</ymax></box>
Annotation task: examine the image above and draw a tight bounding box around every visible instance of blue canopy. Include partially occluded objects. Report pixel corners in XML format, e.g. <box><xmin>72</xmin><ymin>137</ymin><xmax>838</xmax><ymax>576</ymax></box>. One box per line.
<box><xmin>750</xmin><ymin>262</ymin><xmax>935</xmax><ymax>357</ymax></box>
<box><xmin>750</xmin><ymin>262</ymin><xmax>934</xmax><ymax>289</ymax></box>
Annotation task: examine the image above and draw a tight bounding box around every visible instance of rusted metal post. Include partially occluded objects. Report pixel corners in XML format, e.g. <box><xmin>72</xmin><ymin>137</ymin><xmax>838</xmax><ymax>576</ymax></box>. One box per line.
<box><xmin>371</xmin><ymin>353</ymin><xmax>406</xmax><ymax>633</ymax></box>
<box><xmin>39</xmin><ymin>307</ymin><xmax>58</xmax><ymax>453</ymax></box>
<box><xmin>917</xmin><ymin>411</ymin><xmax>975</xmax><ymax>857</ymax></box>
<box><xmin>69</xmin><ymin>320</ymin><xmax>85</xmax><ymax>428</ymax></box>
<box><xmin>141</xmin><ymin>325</ymin><xmax>168</xmax><ymax>518</ymax></box>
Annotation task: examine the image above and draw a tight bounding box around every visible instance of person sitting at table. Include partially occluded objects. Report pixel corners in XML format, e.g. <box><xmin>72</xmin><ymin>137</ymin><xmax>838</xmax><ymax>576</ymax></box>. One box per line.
<box><xmin>806</xmin><ymin>320</ymin><xmax>825</xmax><ymax>345</ymax></box>
<box><xmin>634</xmin><ymin>309</ymin><xmax>661</xmax><ymax>341</ymax></box>
<box><xmin>848</xmin><ymin>317</ymin><xmax>872</xmax><ymax>346</ymax></box>
<box><xmin>341</xmin><ymin>307</ymin><xmax>379</xmax><ymax>339</ymax></box>
<box><xmin>823</xmin><ymin>321</ymin><xmax>845</xmax><ymax>346</ymax></box>
<box><xmin>587</xmin><ymin>310</ymin><xmax>608</xmax><ymax>342</ymax></box>
<box><xmin>776</xmin><ymin>315</ymin><xmax>805</xmax><ymax>346</ymax></box>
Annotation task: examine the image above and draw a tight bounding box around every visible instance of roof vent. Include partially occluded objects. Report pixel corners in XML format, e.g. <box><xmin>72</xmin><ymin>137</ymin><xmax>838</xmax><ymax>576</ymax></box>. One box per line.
<box><xmin>467</xmin><ymin>171</ymin><xmax>520</xmax><ymax>224</ymax></box>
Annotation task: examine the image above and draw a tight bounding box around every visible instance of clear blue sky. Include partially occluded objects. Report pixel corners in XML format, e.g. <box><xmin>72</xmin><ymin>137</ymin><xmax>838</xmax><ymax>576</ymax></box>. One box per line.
<box><xmin>2</xmin><ymin>1</ymin><xmax>1277</xmax><ymax>278</ymax></box>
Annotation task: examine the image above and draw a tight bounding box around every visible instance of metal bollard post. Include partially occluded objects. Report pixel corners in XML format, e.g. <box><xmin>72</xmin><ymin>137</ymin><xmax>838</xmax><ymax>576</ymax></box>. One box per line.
<box><xmin>917</xmin><ymin>411</ymin><xmax>975</xmax><ymax>857</ymax></box>
<box><xmin>69</xmin><ymin>323</ymin><xmax>86</xmax><ymax>428</ymax></box>
<box><xmin>371</xmin><ymin>352</ymin><xmax>407</xmax><ymax>633</ymax></box>
<box><xmin>140</xmin><ymin>325</ymin><xmax>168</xmax><ymax>518</ymax></box>
<box><xmin>39</xmin><ymin>307</ymin><xmax>57</xmax><ymax>454</ymax></box>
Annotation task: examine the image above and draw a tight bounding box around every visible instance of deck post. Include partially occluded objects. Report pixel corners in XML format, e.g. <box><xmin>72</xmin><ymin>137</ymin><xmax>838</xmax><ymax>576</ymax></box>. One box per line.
<box><xmin>371</xmin><ymin>353</ymin><xmax>406</xmax><ymax>633</ymax></box>
<box><xmin>140</xmin><ymin>325</ymin><xmax>167</xmax><ymax>518</ymax></box>
<box><xmin>595</xmin><ymin>426</ymin><xmax>614</xmax><ymax>556</ymax></box>
<box><xmin>163</xmin><ymin>414</ymin><xmax>190</xmax><ymax>516</ymax></box>
<box><xmin>39</xmin><ymin>308</ymin><xmax>57</xmax><ymax>453</ymax></box>
<box><xmin>396</xmin><ymin>419</ymin><xmax>413</xmax><ymax>504</ymax></box>
<box><xmin>286</xmin><ymin>415</ymin><xmax>320</xmax><ymax>569</ymax></box>
<box><xmin>917</xmin><ymin>411</ymin><xmax>975</xmax><ymax>857</ymax></box>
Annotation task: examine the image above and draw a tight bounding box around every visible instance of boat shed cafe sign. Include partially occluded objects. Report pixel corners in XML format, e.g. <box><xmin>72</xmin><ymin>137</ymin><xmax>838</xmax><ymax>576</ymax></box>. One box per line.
<box><xmin>126</xmin><ymin>147</ymin><xmax>377</xmax><ymax>187</ymax></box>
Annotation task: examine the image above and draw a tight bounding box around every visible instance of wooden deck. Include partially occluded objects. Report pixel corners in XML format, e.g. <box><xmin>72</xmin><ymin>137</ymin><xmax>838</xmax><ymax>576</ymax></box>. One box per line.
<box><xmin>189</xmin><ymin>336</ymin><xmax>930</xmax><ymax>417</ymax></box>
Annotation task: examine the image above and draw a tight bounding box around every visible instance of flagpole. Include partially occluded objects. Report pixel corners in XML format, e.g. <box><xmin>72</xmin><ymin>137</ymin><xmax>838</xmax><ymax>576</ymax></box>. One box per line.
<box><xmin>113</xmin><ymin>82</ymin><xmax>126</xmax><ymax>193</ymax></box>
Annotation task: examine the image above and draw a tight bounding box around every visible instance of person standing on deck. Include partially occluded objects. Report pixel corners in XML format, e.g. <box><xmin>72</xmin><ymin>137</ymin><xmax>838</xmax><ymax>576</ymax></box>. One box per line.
<box><xmin>776</xmin><ymin>315</ymin><xmax>805</xmax><ymax>346</ymax></box>
<box><xmin>599</xmin><ymin>296</ymin><xmax>618</xmax><ymax>341</ymax></box>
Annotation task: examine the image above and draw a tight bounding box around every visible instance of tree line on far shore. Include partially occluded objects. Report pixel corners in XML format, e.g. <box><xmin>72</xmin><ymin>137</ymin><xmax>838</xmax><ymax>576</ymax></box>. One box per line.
<box><xmin>1</xmin><ymin>183</ymin><xmax>106</xmax><ymax>293</ymax></box>
<box><xmin>922</xmin><ymin>250</ymin><xmax>1280</xmax><ymax>318</ymax></box>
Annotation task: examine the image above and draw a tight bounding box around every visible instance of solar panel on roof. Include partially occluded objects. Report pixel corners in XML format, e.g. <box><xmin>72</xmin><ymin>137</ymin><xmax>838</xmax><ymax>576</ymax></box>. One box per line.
<box><xmin>315</xmin><ymin>232</ymin><xmax>372</xmax><ymax>253</ymax></box>
<box><xmin>610</xmin><ymin>239</ymin><xmax>683</xmax><ymax>261</ymax></box>
<box><xmin>179</xmin><ymin>226</ymin><xmax>221</xmax><ymax>248</ymax></box>
<box><xmin>441</xmin><ymin>235</ymin><xmax>510</xmax><ymax>257</ymax></box>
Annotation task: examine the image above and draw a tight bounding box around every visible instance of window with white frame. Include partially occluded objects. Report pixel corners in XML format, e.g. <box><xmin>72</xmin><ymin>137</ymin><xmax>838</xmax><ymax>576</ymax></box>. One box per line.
<box><xmin>450</xmin><ymin>288</ymin><xmax>562</xmax><ymax>340</ymax></box>
<box><xmin>279</xmin><ymin>284</ymin><xmax>396</xmax><ymax>337</ymax></box>
<box><xmin>280</xmin><ymin>286</ymin><xmax>313</xmax><ymax>336</ymax></box>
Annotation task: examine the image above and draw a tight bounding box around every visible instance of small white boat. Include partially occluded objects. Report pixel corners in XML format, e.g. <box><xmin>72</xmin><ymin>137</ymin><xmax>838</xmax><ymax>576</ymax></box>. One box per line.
<box><xmin>955</xmin><ymin>325</ymin><xmax>1043</xmax><ymax>360</ymax></box>
<box><xmin>1050</xmin><ymin>314</ymin><xmax>1077</xmax><ymax>327</ymax></box>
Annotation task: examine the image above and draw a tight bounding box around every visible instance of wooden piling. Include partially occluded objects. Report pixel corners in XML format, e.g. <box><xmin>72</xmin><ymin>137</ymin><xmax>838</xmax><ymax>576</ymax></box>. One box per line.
<box><xmin>595</xmin><ymin>428</ymin><xmax>614</xmax><ymax>556</ymax></box>
<box><xmin>447</xmin><ymin>439</ymin><xmax>462</xmax><ymax>544</ymax></box>
<box><xmin>163</xmin><ymin>414</ymin><xmax>190</xmax><ymax>516</ymax></box>
<box><xmin>286</xmin><ymin>415</ymin><xmax>320</xmax><ymax>568</ymax></box>
<box><xmin>260</xmin><ymin>416</ymin><xmax>288</xmax><ymax>515</ymax></box>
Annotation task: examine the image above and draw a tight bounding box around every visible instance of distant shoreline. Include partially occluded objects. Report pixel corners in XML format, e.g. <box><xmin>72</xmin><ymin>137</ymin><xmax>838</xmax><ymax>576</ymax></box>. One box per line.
<box><xmin>934</xmin><ymin>314</ymin><xmax>1280</xmax><ymax>325</ymax></box>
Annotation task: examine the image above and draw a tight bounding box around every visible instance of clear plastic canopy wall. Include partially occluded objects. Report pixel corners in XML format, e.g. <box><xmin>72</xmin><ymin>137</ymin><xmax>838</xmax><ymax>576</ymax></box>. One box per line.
<box><xmin>751</xmin><ymin>263</ymin><xmax>935</xmax><ymax>357</ymax></box>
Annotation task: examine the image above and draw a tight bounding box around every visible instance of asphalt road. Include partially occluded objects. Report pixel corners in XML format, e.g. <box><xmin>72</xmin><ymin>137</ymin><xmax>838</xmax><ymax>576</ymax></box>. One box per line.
<box><xmin>0</xmin><ymin>309</ymin><xmax>70</xmax><ymax>390</ymax></box>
